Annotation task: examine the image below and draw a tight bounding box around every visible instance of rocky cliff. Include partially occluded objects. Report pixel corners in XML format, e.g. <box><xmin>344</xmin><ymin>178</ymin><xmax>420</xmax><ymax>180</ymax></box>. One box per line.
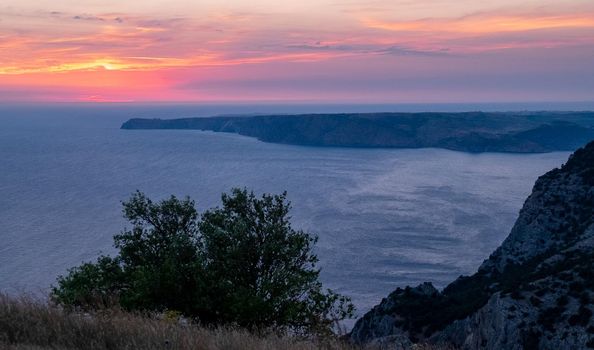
<box><xmin>350</xmin><ymin>141</ymin><xmax>594</xmax><ymax>349</ymax></box>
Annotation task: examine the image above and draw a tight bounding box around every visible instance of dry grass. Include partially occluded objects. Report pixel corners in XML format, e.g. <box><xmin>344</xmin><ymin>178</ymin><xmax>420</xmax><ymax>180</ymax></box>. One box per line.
<box><xmin>0</xmin><ymin>294</ymin><xmax>447</xmax><ymax>350</ymax></box>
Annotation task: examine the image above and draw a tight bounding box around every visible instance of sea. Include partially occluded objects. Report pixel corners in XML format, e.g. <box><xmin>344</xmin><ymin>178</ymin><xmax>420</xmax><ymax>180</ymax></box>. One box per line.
<box><xmin>0</xmin><ymin>102</ymin><xmax>583</xmax><ymax>320</ymax></box>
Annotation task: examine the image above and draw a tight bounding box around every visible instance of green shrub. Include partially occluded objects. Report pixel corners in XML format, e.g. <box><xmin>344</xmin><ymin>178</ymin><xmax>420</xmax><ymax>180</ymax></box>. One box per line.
<box><xmin>52</xmin><ymin>189</ymin><xmax>354</xmax><ymax>336</ymax></box>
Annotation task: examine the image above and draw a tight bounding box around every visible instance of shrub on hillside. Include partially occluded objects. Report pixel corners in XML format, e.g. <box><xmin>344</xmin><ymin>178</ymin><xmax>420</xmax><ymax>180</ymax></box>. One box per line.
<box><xmin>52</xmin><ymin>189</ymin><xmax>354</xmax><ymax>335</ymax></box>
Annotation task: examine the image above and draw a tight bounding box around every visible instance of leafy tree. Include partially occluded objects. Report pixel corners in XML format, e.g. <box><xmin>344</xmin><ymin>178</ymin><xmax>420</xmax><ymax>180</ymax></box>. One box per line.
<box><xmin>53</xmin><ymin>192</ymin><xmax>204</xmax><ymax>316</ymax></box>
<box><xmin>198</xmin><ymin>189</ymin><xmax>354</xmax><ymax>334</ymax></box>
<box><xmin>52</xmin><ymin>189</ymin><xmax>354</xmax><ymax>335</ymax></box>
<box><xmin>51</xmin><ymin>255</ymin><xmax>124</xmax><ymax>309</ymax></box>
<box><xmin>113</xmin><ymin>192</ymin><xmax>204</xmax><ymax>315</ymax></box>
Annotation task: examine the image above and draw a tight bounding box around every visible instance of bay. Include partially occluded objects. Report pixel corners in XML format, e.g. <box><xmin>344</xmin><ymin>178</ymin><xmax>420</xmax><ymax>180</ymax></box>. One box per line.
<box><xmin>0</xmin><ymin>104</ymin><xmax>570</xmax><ymax>318</ymax></box>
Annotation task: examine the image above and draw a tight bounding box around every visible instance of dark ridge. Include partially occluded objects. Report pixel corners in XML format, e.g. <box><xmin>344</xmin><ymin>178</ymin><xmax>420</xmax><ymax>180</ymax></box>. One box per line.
<box><xmin>121</xmin><ymin>112</ymin><xmax>594</xmax><ymax>153</ymax></box>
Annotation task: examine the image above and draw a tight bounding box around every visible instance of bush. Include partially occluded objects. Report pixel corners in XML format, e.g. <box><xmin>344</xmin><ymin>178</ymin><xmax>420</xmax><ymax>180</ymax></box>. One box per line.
<box><xmin>52</xmin><ymin>189</ymin><xmax>354</xmax><ymax>336</ymax></box>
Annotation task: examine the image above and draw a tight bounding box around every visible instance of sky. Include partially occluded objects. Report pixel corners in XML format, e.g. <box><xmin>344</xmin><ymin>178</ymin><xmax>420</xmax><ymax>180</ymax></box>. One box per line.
<box><xmin>1</xmin><ymin>0</ymin><xmax>594</xmax><ymax>103</ymax></box>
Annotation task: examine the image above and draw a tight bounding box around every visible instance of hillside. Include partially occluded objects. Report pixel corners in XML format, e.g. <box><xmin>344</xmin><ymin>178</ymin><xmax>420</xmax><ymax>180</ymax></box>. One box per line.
<box><xmin>350</xmin><ymin>141</ymin><xmax>594</xmax><ymax>349</ymax></box>
<box><xmin>121</xmin><ymin>112</ymin><xmax>594</xmax><ymax>153</ymax></box>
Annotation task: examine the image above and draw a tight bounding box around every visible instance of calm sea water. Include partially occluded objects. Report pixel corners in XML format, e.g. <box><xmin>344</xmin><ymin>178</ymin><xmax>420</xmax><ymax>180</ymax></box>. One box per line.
<box><xmin>0</xmin><ymin>104</ymin><xmax>572</xmax><ymax>318</ymax></box>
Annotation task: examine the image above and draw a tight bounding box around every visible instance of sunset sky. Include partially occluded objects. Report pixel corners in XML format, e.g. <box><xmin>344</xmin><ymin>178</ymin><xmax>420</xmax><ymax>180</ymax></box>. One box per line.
<box><xmin>1</xmin><ymin>0</ymin><xmax>594</xmax><ymax>103</ymax></box>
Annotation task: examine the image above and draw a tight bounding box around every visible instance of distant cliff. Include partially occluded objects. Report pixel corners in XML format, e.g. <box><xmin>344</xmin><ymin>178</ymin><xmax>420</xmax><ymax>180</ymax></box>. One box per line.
<box><xmin>350</xmin><ymin>141</ymin><xmax>594</xmax><ymax>349</ymax></box>
<box><xmin>121</xmin><ymin>112</ymin><xmax>594</xmax><ymax>153</ymax></box>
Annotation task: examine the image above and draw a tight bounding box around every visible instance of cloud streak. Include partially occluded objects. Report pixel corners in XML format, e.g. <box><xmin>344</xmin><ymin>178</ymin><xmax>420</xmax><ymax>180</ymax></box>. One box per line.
<box><xmin>362</xmin><ymin>12</ymin><xmax>594</xmax><ymax>35</ymax></box>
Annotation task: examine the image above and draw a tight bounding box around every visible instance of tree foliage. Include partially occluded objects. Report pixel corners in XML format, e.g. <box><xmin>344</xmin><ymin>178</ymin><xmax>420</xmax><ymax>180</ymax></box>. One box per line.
<box><xmin>52</xmin><ymin>189</ymin><xmax>354</xmax><ymax>335</ymax></box>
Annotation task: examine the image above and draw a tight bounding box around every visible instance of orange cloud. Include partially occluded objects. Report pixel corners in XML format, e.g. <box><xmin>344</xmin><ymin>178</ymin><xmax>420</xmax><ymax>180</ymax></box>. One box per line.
<box><xmin>357</xmin><ymin>9</ymin><xmax>594</xmax><ymax>54</ymax></box>
<box><xmin>0</xmin><ymin>9</ymin><xmax>355</xmax><ymax>77</ymax></box>
<box><xmin>362</xmin><ymin>12</ymin><xmax>594</xmax><ymax>35</ymax></box>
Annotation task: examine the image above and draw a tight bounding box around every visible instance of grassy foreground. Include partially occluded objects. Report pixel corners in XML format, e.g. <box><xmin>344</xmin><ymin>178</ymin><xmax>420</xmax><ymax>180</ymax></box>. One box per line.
<box><xmin>0</xmin><ymin>294</ymin><xmax>444</xmax><ymax>350</ymax></box>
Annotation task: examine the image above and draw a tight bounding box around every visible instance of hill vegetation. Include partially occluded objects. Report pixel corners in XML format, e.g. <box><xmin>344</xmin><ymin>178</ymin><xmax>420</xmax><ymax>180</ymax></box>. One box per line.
<box><xmin>52</xmin><ymin>189</ymin><xmax>353</xmax><ymax>336</ymax></box>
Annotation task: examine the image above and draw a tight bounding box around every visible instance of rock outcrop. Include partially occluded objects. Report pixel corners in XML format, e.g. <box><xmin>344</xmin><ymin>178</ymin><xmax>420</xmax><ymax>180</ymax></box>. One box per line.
<box><xmin>351</xmin><ymin>141</ymin><xmax>594</xmax><ymax>349</ymax></box>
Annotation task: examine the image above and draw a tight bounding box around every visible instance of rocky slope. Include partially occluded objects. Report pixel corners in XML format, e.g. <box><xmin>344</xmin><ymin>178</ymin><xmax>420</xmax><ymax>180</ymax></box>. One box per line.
<box><xmin>121</xmin><ymin>112</ymin><xmax>594</xmax><ymax>153</ymax></box>
<box><xmin>350</xmin><ymin>141</ymin><xmax>594</xmax><ymax>349</ymax></box>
